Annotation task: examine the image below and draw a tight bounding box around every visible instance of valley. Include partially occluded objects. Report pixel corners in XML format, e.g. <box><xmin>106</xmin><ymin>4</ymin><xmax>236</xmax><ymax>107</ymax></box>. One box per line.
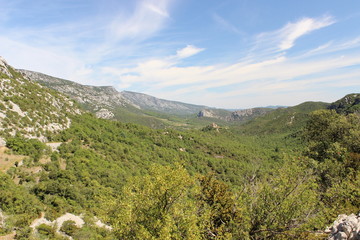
<box><xmin>0</xmin><ymin>57</ymin><xmax>359</xmax><ymax>239</ymax></box>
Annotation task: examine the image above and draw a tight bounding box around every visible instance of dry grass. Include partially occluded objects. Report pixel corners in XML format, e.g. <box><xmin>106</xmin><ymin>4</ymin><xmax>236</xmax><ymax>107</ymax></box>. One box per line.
<box><xmin>0</xmin><ymin>147</ymin><xmax>25</xmax><ymax>173</ymax></box>
<box><xmin>0</xmin><ymin>231</ymin><xmax>16</xmax><ymax>240</ymax></box>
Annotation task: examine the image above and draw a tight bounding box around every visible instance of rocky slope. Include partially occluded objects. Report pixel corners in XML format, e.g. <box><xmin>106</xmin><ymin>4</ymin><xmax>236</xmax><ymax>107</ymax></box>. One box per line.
<box><xmin>19</xmin><ymin>69</ymin><xmax>273</xmax><ymax>125</ymax></box>
<box><xmin>0</xmin><ymin>57</ymin><xmax>80</xmax><ymax>142</ymax></box>
<box><xmin>18</xmin><ymin>70</ymin><xmax>207</xmax><ymax>118</ymax></box>
<box><xmin>197</xmin><ymin>107</ymin><xmax>273</xmax><ymax>122</ymax></box>
<box><xmin>18</xmin><ymin>70</ymin><xmax>131</xmax><ymax>119</ymax></box>
<box><xmin>328</xmin><ymin>93</ymin><xmax>360</xmax><ymax>114</ymax></box>
<box><xmin>121</xmin><ymin>91</ymin><xmax>206</xmax><ymax>115</ymax></box>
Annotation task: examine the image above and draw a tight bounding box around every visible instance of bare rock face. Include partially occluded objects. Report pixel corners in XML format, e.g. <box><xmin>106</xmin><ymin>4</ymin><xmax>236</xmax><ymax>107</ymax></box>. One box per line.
<box><xmin>96</xmin><ymin>108</ymin><xmax>115</xmax><ymax>119</ymax></box>
<box><xmin>0</xmin><ymin>56</ymin><xmax>12</xmax><ymax>77</ymax></box>
<box><xmin>326</xmin><ymin>213</ymin><xmax>360</xmax><ymax>240</ymax></box>
<box><xmin>230</xmin><ymin>108</ymin><xmax>271</xmax><ymax>121</ymax></box>
<box><xmin>198</xmin><ymin>109</ymin><xmax>216</xmax><ymax>118</ymax></box>
<box><xmin>197</xmin><ymin>107</ymin><xmax>273</xmax><ymax>122</ymax></box>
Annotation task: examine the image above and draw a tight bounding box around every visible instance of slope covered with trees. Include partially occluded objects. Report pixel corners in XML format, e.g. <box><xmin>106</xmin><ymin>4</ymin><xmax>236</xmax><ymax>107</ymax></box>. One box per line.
<box><xmin>0</xmin><ymin>59</ymin><xmax>359</xmax><ymax>239</ymax></box>
<box><xmin>1</xmin><ymin>107</ymin><xmax>359</xmax><ymax>239</ymax></box>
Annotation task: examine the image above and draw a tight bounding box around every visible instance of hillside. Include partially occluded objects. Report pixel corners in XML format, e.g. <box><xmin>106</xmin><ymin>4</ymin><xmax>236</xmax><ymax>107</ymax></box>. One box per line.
<box><xmin>328</xmin><ymin>93</ymin><xmax>360</xmax><ymax>114</ymax></box>
<box><xmin>18</xmin><ymin>70</ymin><xmax>208</xmax><ymax>125</ymax></box>
<box><xmin>0</xmin><ymin>58</ymin><xmax>358</xmax><ymax>239</ymax></box>
<box><xmin>238</xmin><ymin>101</ymin><xmax>330</xmax><ymax>134</ymax></box>
<box><xmin>1</xmin><ymin>99</ymin><xmax>358</xmax><ymax>239</ymax></box>
<box><xmin>0</xmin><ymin>58</ymin><xmax>80</xmax><ymax>142</ymax></box>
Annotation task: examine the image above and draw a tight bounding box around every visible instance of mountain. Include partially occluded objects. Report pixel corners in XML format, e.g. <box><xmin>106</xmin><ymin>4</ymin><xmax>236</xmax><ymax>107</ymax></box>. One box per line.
<box><xmin>18</xmin><ymin>69</ymin><xmax>219</xmax><ymax>128</ymax></box>
<box><xmin>328</xmin><ymin>93</ymin><xmax>360</xmax><ymax>114</ymax></box>
<box><xmin>121</xmin><ymin>91</ymin><xmax>206</xmax><ymax>115</ymax></box>
<box><xmin>19</xmin><ymin>69</ymin><xmax>275</xmax><ymax>128</ymax></box>
<box><xmin>0</xmin><ymin>57</ymin><xmax>80</xmax><ymax>142</ymax></box>
<box><xmin>19</xmin><ymin>70</ymin><xmax>206</xmax><ymax>115</ymax></box>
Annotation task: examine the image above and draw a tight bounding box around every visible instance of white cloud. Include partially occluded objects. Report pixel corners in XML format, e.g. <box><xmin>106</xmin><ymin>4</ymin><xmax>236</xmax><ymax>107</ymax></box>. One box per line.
<box><xmin>0</xmin><ymin>36</ymin><xmax>84</xmax><ymax>80</ymax></box>
<box><xmin>102</xmin><ymin>33</ymin><xmax>360</xmax><ymax>108</ymax></box>
<box><xmin>253</xmin><ymin>15</ymin><xmax>335</xmax><ymax>55</ymax></box>
<box><xmin>278</xmin><ymin>16</ymin><xmax>335</xmax><ymax>50</ymax></box>
<box><xmin>0</xmin><ymin>5</ymin><xmax>357</xmax><ymax>109</ymax></box>
<box><xmin>108</xmin><ymin>0</ymin><xmax>172</xmax><ymax>42</ymax></box>
<box><xmin>175</xmin><ymin>45</ymin><xmax>205</xmax><ymax>59</ymax></box>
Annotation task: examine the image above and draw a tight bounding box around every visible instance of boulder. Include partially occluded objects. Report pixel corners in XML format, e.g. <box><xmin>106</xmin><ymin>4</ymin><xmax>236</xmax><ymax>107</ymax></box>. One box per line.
<box><xmin>327</xmin><ymin>213</ymin><xmax>360</xmax><ymax>240</ymax></box>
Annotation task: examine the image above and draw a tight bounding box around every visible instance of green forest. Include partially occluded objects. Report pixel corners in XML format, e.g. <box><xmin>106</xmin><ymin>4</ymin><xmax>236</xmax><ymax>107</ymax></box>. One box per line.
<box><xmin>1</xmin><ymin>105</ymin><xmax>359</xmax><ymax>239</ymax></box>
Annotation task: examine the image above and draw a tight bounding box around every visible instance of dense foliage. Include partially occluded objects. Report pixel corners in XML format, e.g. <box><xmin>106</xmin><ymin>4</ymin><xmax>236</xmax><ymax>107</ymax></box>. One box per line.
<box><xmin>1</xmin><ymin>105</ymin><xmax>359</xmax><ymax>239</ymax></box>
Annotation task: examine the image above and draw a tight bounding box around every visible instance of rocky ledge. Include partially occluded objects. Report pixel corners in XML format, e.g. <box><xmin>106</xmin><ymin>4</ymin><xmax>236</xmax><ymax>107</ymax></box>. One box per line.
<box><xmin>326</xmin><ymin>213</ymin><xmax>360</xmax><ymax>240</ymax></box>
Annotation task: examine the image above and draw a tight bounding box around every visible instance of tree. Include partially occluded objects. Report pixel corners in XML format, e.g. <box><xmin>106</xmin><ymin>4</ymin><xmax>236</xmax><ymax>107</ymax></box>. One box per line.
<box><xmin>198</xmin><ymin>174</ymin><xmax>248</xmax><ymax>239</ymax></box>
<box><xmin>245</xmin><ymin>160</ymin><xmax>319</xmax><ymax>239</ymax></box>
<box><xmin>107</xmin><ymin>164</ymin><xmax>202</xmax><ymax>239</ymax></box>
<box><xmin>303</xmin><ymin>110</ymin><xmax>360</xmax><ymax>189</ymax></box>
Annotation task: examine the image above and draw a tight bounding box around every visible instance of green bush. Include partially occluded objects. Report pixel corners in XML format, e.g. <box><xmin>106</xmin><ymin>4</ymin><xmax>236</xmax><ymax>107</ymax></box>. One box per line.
<box><xmin>60</xmin><ymin>220</ymin><xmax>79</xmax><ymax>236</ymax></box>
<box><xmin>37</xmin><ymin>223</ymin><xmax>54</xmax><ymax>236</ymax></box>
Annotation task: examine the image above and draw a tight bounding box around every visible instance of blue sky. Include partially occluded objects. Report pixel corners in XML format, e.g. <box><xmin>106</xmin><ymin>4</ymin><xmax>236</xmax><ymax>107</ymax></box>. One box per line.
<box><xmin>1</xmin><ymin>0</ymin><xmax>360</xmax><ymax>108</ymax></box>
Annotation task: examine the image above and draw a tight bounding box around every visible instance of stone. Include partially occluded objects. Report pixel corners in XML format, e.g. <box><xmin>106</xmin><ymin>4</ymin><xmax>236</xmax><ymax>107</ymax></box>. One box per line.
<box><xmin>327</xmin><ymin>213</ymin><xmax>360</xmax><ymax>240</ymax></box>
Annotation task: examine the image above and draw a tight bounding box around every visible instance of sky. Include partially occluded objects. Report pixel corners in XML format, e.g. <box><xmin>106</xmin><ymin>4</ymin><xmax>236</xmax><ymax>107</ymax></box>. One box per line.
<box><xmin>1</xmin><ymin>0</ymin><xmax>360</xmax><ymax>109</ymax></box>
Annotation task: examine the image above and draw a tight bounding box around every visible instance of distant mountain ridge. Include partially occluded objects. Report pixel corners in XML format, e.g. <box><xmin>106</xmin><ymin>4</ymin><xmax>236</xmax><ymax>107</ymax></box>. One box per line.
<box><xmin>19</xmin><ymin>70</ymin><xmax>207</xmax><ymax>117</ymax></box>
<box><xmin>18</xmin><ymin>69</ymin><xmax>273</xmax><ymax>127</ymax></box>
<box><xmin>121</xmin><ymin>91</ymin><xmax>207</xmax><ymax>115</ymax></box>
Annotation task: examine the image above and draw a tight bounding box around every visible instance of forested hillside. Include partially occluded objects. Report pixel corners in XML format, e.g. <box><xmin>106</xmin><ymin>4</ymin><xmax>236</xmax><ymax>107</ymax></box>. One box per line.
<box><xmin>0</xmin><ymin>59</ymin><xmax>359</xmax><ymax>239</ymax></box>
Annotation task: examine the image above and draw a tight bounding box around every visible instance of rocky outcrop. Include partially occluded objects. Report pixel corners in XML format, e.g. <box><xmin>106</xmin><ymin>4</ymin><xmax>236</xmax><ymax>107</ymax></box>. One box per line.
<box><xmin>197</xmin><ymin>107</ymin><xmax>273</xmax><ymax>122</ymax></box>
<box><xmin>30</xmin><ymin>212</ymin><xmax>111</xmax><ymax>239</ymax></box>
<box><xmin>198</xmin><ymin>109</ymin><xmax>217</xmax><ymax>118</ymax></box>
<box><xmin>230</xmin><ymin>108</ymin><xmax>271</xmax><ymax>121</ymax></box>
<box><xmin>326</xmin><ymin>213</ymin><xmax>360</xmax><ymax>240</ymax></box>
<box><xmin>95</xmin><ymin>108</ymin><xmax>115</xmax><ymax>119</ymax></box>
<box><xmin>0</xmin><ymin>57</ymin><xmax>13</xmax><ymax>77</ymax></box>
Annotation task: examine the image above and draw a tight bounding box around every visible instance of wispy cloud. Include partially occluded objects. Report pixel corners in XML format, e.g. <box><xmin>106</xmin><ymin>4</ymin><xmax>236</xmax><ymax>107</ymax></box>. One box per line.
<box><xmin>175</xmin><ymin>45</ymin><xmax>204</xmax><ymax>59</ymax></box>
<box><xmin>253</xmin><ymin>15</ymin><xmax>335</xmax><ymax>56</ymax></box>
<box><xmin>0</xmin><ymin>0</ymin><xmax>174</xmax><ymax>82</ymax></box>
<box><xmin>278</xmin><ymin>15</ymin><xmax>335</xmax><ymax>50</ymax></box>
<box><xmin>0</xmin><ymin>2</ymin><xmax>358</xmax><ymax>109</ymax></box>
<box><xmin>102</xmin><ymin>15</ymin><xmax>360</xmax><ymax>108</ymax></box>
<box><xmin>108</xmin><ymin>0</ymin><xmax>171</xmax><ymax>42</ymax></box>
